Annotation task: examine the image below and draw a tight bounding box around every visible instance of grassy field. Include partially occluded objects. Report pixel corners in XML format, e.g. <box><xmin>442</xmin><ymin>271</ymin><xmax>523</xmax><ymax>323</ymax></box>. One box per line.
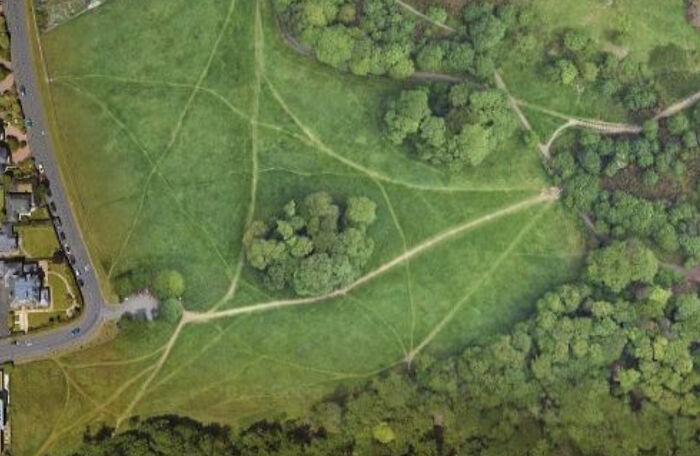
<box><xmin>11</xmin><ymin>0</ymin><xmax>586</xmax><ymax>455</ymax></box>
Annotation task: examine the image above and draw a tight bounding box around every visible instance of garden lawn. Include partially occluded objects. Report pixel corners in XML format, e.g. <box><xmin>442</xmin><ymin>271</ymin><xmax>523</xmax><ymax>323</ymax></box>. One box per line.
<box><xmin>17</xmin><ymin>222</ymin><xmax>59</xmax><ymax>258</ymax></box>
<box><xmin>12</xmin><ymin>1</ymin><xmax>585</xmax><ymax>455</ymax></box>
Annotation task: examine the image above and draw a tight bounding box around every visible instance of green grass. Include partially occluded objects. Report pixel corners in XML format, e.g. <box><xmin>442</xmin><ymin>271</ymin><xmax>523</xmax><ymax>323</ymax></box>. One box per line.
<box><xmin>11</xmin><ymin>1</ymin><xmax>587</xmax><ymax>455</ymax></box>
<box><xmin>16</xmin><ymin>222</ymin><xmax>60</xmax><ymax>258</ymax></box>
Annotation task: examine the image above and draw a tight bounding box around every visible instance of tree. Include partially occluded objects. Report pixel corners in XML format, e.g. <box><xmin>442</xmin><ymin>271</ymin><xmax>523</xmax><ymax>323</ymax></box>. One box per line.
<box><xmin>451</xmin><ymin>123</ymin><xmax>490</xmax><ymax>166</ymax></box>
<box><xmin>384</xmin><ymin>89</ymin><xmax>430</xmax><ymax>144</ymax></box>
<box><xmin>152</xmin><ymin>270</ymin><xmax>186</xmax><ymax>300</ymax></box>
<box><xmin>668</xmin><ymin>114</ymin><xmax>689</xmax><ymax>135</ymax></box>
<box><xmin>444</xmin><ymin>42</ymin><xmax>475</xmax><ymax>73</ymax></box>
<box><xmin>558</xmin><ymin>59</ymin><xmax>579</xmax><ymax>85</ymax></box>
<box><xmin>585</xmin><ymin>239</ymin><xmax>658</xmax><ymax>292</ymax></box>
<box><xmin>314</xmin><ymin>25</ymin><xmax>354</xmax><ymax>69</ymax></box>
<box><xmin>563</xmin><ymin>30</ymin><xmax>589</xmax><ymax>53</ymax></box>
<box><xmin>345</xmin><ymin>196</ymin><xmax>376</xmax><ymax>227</ymax></box>
<box><xmin>418</xmin><ymin>115</ymin><xmax>447</xmax><ymax>148</ymax></box>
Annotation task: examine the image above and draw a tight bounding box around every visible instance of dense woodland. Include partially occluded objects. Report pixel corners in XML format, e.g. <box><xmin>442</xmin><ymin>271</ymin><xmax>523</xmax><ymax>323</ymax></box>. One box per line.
<box><xmin>80</xmin><ymin>1</ymin><xmax>700</xmax><ymax>455</ymax></box>
<box><xmin>553</xmin><ymin>106</ymin><xmax>700</xmax><ymax>264</ymax></box>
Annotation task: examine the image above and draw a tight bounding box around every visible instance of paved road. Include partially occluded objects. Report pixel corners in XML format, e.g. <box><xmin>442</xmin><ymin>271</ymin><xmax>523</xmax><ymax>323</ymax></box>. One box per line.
<box><xmin>0</xmin><ymin>0</ymin><xmax>108</xmax><ymax>364</ymax></box>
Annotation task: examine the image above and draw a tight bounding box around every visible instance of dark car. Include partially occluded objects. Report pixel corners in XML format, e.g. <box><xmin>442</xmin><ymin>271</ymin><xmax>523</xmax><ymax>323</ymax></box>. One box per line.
<box><xmin>50</xmin><ymin>201</ymin><xmax>57</xmax><ymax>211</ymax></box>
<box><xmin>54</xmin><ymin>216</ymin><xmax>62</xmax><ymax>226</ymax></box>
<box><xmin>71</xmin><ymin>327</ymin><xmax>81</xmax><ymax>336</ymax></box>
<box><xmin>59</xmin><ymin>231</ymin><xmax>66</xmax><ymax>241</ymax></box>
<box><xmin>77</xmin><ymin>278</ymin><xmax>85</xmax><ymax>287</ymax></box>
<box><xmin>69</xmin><ymin>255</ymin><xmax>76</xmax><ymax>265</ymax></box>
<box><xmin>25</xmin><ymin>118</ymin><xmax>33</xmax><ymax>128</ymax></box>
<box><xmin>19</xmin><ymin>85</ymin><xmax>26</xmax><ymax>97</ymax></box>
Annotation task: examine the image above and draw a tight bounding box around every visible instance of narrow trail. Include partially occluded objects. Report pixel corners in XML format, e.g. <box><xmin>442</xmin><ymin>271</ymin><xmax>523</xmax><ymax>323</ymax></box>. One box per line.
<box><xmin>186</xmin><ymin>188</ymin><xmax>559</xmax><ymax>325</ymax></box>
<box><xmin>653</xmin><ymin>89</ymin><xmax>700</xmax><ymax>121</ymax></box>
<box><xmin>393</xmin><ymin>0</ymin><xmax>456</xmax><ymax>33</ymax></box>
<box><xmin>406</xmin><ymin>204</ymin><xmax>549</xmax><ymax>362</ymax></box>
<box><xmin>516</xmin><ymin>99</ymin><xmax>642</xmax><ymax>135</ymax></box>
<box><xmin>540</xmin><ymin>120</ymin><xmax>577</xmax><ymax>158</ymax></box>
<box><xmin>210</xmin><ymin>0</ymin><xmax>263</xmax><ymax>312</ymax></box>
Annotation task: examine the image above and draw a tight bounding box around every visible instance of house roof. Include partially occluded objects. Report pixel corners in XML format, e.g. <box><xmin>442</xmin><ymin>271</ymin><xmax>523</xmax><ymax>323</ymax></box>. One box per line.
<box><xmin>0</xmin><ymin>260</ymin><xmax>50</xmax><ymax>310</ymax></box>
<box><xmin>5</xmin><ymin>192</ymin><xmax>32</xmax><ymax>223</ymax></box>
<box><xmin>0</xmin><ymin>223</ymin><xmax>17</xmax><ymax>254</ymax></box>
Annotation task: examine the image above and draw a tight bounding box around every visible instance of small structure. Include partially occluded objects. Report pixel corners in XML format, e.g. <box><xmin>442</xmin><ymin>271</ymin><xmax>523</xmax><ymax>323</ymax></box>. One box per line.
<box><xmin>4</xmin><ymin>192</ymin><xmax>32</xmax><ymax>223</ymax></box>
<box><xmin>0</xmin><ymin>224</ymin><xmax>17</xmax><ymax>256</ymax></box>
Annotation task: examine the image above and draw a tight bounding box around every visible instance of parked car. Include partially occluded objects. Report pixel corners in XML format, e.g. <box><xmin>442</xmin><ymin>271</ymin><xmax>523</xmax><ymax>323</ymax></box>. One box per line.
<box><xmin>69</xmin><ymin>255</ymin><xmax>76</xmax><ymax>265</ymax></box>
<box><xmin>64</xmin><ymin>244</ymin><xmax>71</xmax><ymax>254</ymax></box>
<box><xmin>54</xmin><ymin>216</ymin><xmax>62</xmax><ymax>226</ymax></box>
<box><xmin>71</xmin><ymin>327</ymin><xmax>81</xmax><ymax>336</ymax></box>
<box><xmin>59</xmin><ymin>231</ymin><xmax>66</xmax><ymax>241</ymax></box>
<box><xmin>19</xmin><ymin>85</ymin><xmax>26</xmax><ymax>96</ymax></box>
<box><xmin>50</xmin><ymin>201</ymin><xmax>57</xmax><ymax>211</ymax></box>
<box><xmin>25</xmin><ymin>118</ymin><xmax>33</xmax><ymax>128</ymax></box>
<box><xmin>77</xmin><ymin>278</ymin><xmax>85</xmax><ymax>287</ymax></box>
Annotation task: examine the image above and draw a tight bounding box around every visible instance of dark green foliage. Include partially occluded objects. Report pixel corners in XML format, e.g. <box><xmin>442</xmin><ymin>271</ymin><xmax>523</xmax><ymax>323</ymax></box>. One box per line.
<box><xmin>550</xmin><ymin>109</ymin><xmax>700</xmax><ymax>261</ymax></box>
<box><xmin>279</xmin><ymin>0</ymin><xmax>528</xmax><ymax>80</ymax></box>
<box><xmin>384</xmin><ymin>83</ymin><xmax>517</xmax><ymax>171</ymax></box>
<box><xmin>112</xmin><ymin>266</ymin><xmax>185</xmax><ymax>302</ymax></box>
<box><xmin>70</xmin><ymin>256</ymin><xmax>700</xmax><ymax>456</ymax></box>
<box><xmin>243</xmin><ymin>192</ymin><xmax>376</xmax><ymax>296</ymax></box>
<box><xmin>542</xmin><ymin>28</ymin><xmax>661</xmax><ymax>115</ymax></box>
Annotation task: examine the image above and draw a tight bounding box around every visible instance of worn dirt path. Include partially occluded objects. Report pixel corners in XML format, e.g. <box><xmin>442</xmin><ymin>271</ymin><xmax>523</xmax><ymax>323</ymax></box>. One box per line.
<box><xmin>653</xmin><ymin>89</ymin><xmax>700</xmax><ymax>121</ymax></box>
<box><xmin>185</xmin><ymin>187</ymin><xmax>560</xmax><ymax>325</ymax></box>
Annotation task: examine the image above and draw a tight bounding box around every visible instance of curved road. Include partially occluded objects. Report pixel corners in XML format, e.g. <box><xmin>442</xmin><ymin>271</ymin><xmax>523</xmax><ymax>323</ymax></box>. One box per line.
<box><xmin>0</xmin><ymin>0</ymin><xmax>107</xmax><ymax>364</ymax></box>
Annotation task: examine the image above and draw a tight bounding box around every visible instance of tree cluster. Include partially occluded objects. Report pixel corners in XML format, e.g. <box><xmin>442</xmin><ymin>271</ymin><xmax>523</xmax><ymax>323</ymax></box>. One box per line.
<box><xmin>550</xmin><ymin>107</ymin><xmax>700</xmax><ymax>262</ymax></box>
<box><xmin>384</xmin><ymin>83</ymin><xmax>517</xmax><ymax>170</ymax></box>
<box><xmin>543</xmin><ymin>28</ymin><xmax>660</xmax><ymax>114</ymax></box>
<box><xmin>274</xmin><ymin>0</ymin><xmax>527</xmax><ymax>81</ymax></box>
<box><xmin>71</xmin><ymin>240</ymin><xmax>700</xmax><ymax>456</ymax></box>
<box><xmin>113</xmin><ymin>267</ymin><xmax>186</xmax><ymax>301</ymax></box>
<box><xmin>243</xmin><ymin>192</ymin><xmax>377</xmax><ymax>296</ymax></box>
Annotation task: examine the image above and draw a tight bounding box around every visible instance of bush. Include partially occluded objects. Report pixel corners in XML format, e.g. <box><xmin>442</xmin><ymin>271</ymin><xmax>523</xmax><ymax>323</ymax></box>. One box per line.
<box><xmin>151</xmin><ymin>270</ymin><xmax>186</xmax><ymax>300</ymax></box>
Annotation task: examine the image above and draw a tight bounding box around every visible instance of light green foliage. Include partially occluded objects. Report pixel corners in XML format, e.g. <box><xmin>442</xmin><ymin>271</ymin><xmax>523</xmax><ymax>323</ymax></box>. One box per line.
<box><xmin>557</xmin><ymin>59</ymin><xmax>578</xmax><ymax>85</ymax></box>
<box><xmin>152</xmin><ymin>270</ymin><xmax>186</xmax><ymax>300</ymax></box>
<box><xmin>384</xmin><ymin>88</ymin><xmax>430</xmax><ymax>144</ymax></box>
<box><xmin>314</xmin><ymin>25</ymin><xmax>354</xmax><ymax>68</ymax></box>
<box><xmin>585</xmin><ymin>240</ymin><xmax>658</xmax><ymax>292</ymax></box>
<box><xmin>372</xmin><ymin>422</ymin><xmax>396</xmax><ymax>443</ymax></box>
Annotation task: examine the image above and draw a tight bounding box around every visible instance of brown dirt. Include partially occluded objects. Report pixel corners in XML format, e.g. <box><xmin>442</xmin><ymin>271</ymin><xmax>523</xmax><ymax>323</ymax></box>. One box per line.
<box><xmin>688</xmin><ymin>0</ymin><xmax>700</xmax><ymax>29</ymax></box>
<box><xmin>0</xmin><ymin>73</ymin><xmax>13</xmax><ymax>93</ymax></box>
<box><xmin>601</xmin><ymin>165</ymin><xmax>683</xmax><ymax>200</ymax></box>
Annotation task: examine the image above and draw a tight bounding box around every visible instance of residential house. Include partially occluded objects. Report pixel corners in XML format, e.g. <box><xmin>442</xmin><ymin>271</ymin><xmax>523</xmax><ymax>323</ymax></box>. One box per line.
<box><xmin>0</xmin><ymin>261</ymin><xmax>50</xmax><ymax>311</ymax></box>
<box><xmin>4</xmin><ymin>192</ymin><xmax>32</xmax><ymax>223</ymax></box>
<box><xmin>0</xmin><ymin>224</ymin><xmax>16</xmax><ymax>256</ymax></box>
